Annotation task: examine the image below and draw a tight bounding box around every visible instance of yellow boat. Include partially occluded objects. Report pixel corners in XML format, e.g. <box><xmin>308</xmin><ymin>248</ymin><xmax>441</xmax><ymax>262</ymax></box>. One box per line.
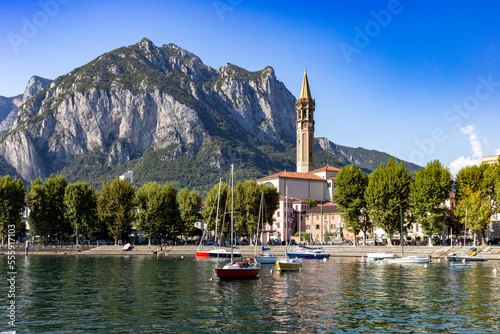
<box><xmin>276</xmin><ymin>257</ymin><xmax>301</xmax><ymax>271</ymax></box>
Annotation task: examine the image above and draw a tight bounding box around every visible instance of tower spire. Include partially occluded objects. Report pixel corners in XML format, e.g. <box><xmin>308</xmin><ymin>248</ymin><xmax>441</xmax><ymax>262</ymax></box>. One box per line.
<box><xmin>299</xmin><ymin>68</ymin><xmax>311</xmax><ymax>100</ymax></box>
<box><xmin>296</xmin><ymin>69</ymin><xmax>315</xmax><ymax>173</ymax></box>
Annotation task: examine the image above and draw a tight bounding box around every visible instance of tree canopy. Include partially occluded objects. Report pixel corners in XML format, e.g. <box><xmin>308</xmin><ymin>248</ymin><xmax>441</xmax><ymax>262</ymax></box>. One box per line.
<box><xmin>365</xmin><ymin>158</ymin><xmax>412</xmax><ymax>243</ymax></box>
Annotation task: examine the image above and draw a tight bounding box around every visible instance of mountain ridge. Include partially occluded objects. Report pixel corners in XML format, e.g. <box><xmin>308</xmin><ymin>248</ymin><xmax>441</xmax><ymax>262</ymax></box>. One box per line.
<box><xmin>0</xmin><ymin>38</ymin><xmax>419</xmax><ymax>192</ymax></box>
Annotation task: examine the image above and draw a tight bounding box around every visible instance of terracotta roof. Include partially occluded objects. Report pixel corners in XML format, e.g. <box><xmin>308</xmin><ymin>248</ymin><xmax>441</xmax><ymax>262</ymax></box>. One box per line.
<box><xmin>310</xmin><ymin>165</ymin><xmax>342</xmax><ymax>173</ymax></box>
<box><xmin>257</xmin><ymin>171</ymin><xmax>325</xmax><ymax>182</ymax></box>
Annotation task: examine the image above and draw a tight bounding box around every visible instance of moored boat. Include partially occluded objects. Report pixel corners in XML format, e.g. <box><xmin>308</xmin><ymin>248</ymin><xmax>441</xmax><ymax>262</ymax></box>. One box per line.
<box><xmin>214</xmin><ymin>261</ymin><xmax>261</xmax><ymax>279</ymax></box>
<box><xmin>214</xmin><ymin>165</ymin><xmax>261</xmax><ymax>279</ymax></box>
<box><xmin>276</xmin><ymin>186</ymin><xmax>301</xmax><ymax>271</ymax></box>
<box><xmin>386</xmin><ymin>256</ymin><xmax>430</xmax><ymax>264</ymax></box>
<box><xmin>255</xmin><ymin>252</ymin><xmax>278</xmax><ymax>264</ymax></box>
<box><xmin>197</xmin><ymin>248</ymin><xmax>243</xmax><ymax>258</ymax></box>
<box><xmin>276</xmin><ymin>257</ymin><xmax>302</xmax><ymax>271</ymax></box>
<box><xmin>446</xmin><ymin>255</ymin><xmax>486</xmax><ymax>262</ymax></box>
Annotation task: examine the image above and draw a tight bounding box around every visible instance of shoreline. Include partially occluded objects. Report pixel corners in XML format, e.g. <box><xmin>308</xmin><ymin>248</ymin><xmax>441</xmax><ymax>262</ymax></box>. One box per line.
<box><xmin>2</xmin><ymin>244</ymin><xmax>500</xmax><ymax>260</ymax></box>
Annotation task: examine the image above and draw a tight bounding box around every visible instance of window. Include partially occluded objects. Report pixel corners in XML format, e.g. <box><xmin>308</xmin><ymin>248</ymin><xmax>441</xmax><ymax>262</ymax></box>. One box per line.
<box><xmin>277</xmin><ymin>212</ymin><xmax>280</xmax><ymax>217</ymax></box>
<box><xmin>331</xmin><ymin>224</ymin><xmax>334</xmax><ymax>230</ymax></box>
<box><xmin>306</xmin><ymin>216</ymin><xmax>309</xmax><ymax>220</ymax></box>
<box><xmin>315</xmin><ymin>224</ymin><xmax>320</xmax><ymax>230</ymax></box>
<box><xmin>306</xmin><ymin>225</ymin><xmax>310</xmax><ymax>230</ymax></box>
<box><xmin>316</xmin><ymin>215</ymin><xmax>319</xmax><ymax>220</ymax></box>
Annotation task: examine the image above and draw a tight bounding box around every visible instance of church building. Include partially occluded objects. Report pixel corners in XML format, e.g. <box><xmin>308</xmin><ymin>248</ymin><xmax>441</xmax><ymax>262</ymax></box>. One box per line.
<box><xmin>256</xmin><ymin>70</ymin><xmax>345</xmax><ymax>243</ymax></box>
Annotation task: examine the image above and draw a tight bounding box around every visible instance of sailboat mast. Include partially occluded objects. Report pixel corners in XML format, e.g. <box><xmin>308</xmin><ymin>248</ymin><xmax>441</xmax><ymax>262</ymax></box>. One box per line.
<box><xmin>215</xmin><ymin>178</ymin><xmax>221</xmax><ymax>247</ymax></box>
<box><xmin>400</xmin><ymin>206</ymin><xmax>404</xmax><ymax>257</ymax></box>
<box><xmin>285</xmin><ymin>186</ymin><xmax>288</xmax><ymax>253</ymax></box>
<box><xmin>230</xmin><ymin>164</ymin><xmax>234</xmax><ymax>264</ymax></box>
<box><xmin>464</xmin><ymin>207</ymin><xmax>467</xmax><ymax>248</ymax></box>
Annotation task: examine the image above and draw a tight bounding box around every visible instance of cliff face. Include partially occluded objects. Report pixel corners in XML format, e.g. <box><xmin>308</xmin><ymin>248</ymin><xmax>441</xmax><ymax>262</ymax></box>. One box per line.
<box><xmin>0</xmin><ymin>38</ymin><xmax>418</xmax><ymax>189</ymax></box>
<box><xmin>0</xmin><ymin>39</ymin><xmax>296</xmax><ymax>182</ymax></box>
<box><xmin>0</xmin><ymin>76</ymin><xmax>52</xmax><ymax>132</ymax></box>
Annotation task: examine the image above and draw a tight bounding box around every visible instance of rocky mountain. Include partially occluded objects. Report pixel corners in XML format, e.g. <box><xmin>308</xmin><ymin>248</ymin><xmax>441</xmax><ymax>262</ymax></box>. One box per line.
<box><xmin>0</xmin><ymin>38</ymin><xmax>419</xmax><ymax>191</ymax></box>
<box><xmin>0</xmin><ymin>76</ymin><xmax>52</xmax><ymax>132</ymax></box>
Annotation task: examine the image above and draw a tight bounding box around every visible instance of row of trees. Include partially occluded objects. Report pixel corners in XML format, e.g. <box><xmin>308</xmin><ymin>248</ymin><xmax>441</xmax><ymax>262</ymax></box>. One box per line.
<box><xmin>333</xmin><ymin>157</ymin><xmax>500</xmax><ymax>246</ymax></box>
<box><xmin>0</xmin><ymin>173</ymin><xmax>280</xmax><ymax>246</ymax></box>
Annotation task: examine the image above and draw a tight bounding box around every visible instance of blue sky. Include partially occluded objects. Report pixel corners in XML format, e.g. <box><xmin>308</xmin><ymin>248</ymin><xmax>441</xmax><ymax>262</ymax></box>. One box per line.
<box><xmin>1</xmin><ymin>0</ymin><xmax>500</xmax><ymax>173</ymax></box>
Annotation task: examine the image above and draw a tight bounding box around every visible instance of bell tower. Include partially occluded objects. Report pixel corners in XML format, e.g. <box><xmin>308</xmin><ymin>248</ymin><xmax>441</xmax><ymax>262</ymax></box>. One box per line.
<box><xmin>296</xmin><ymin>69</ymin><xmax>315</xmax><ymax>173</ymax></box>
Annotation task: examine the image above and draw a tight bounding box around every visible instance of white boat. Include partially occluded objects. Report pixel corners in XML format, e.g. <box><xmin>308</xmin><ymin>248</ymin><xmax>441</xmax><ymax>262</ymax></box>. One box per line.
<box><xmin>386</xmin><ymin>256</ymin><xmax>430</xmax><ymax>263</ymax></box>
<box><xmin>255</xmin><ymin>252</ymin><xmax>278</xmax><ymax>264</ymax></box>
<box><xmin>366</xmin><ymin>253</ymin><xmax>396</xmax><ymax>259</ymax></box>
<box><xmin>385</xmin><ymin>209</ymin><xmax>430</xmax><ymax>264</ymax></box>
<box><xmin>254</xmin><ymin>190</ymin><xmax>277</xmax><ymax>264</ymax></box>
<box><xmin>214</xmin><ymin>165</ymin><xmax>261</xmax><ymax>279</ymax></box>
<box><xmin>276</xmin><ymin>186</ymin><xmax>301</xmax><ymax>271</ymax></box>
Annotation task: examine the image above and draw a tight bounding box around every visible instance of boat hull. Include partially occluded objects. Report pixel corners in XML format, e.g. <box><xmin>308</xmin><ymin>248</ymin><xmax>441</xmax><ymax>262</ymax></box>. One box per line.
<box><xmin>214</xmin><ymin>262</ymin><xmax>261</xmax><ymax>279</ymax></box>
<box><xmin>446</xmin><ymin>256</ymin><xmax>486</xmax><ymax>262</ymax></box>
<box><xmin>276</xmin><ymin>258</ymin><xmax>301</xmax><ymax>271</ymax></box>
<box><xmin>386</xmin><ymin>256</ymin><xmax>430</xmax><ymax>263</ymax></box>
<box><xmin>196</xmin><ymin>249</ymin><xmax>243</xmax><ymax>258</ymax></box>
<box><xmin>301</xmin><ymin>252</ymin><xmax>330</xmax><ymax>259</ymax></box>
<box><xmin>255</xmin><ymin>254</ymin><xmax>278</xmax><ymax>264</ymax></box>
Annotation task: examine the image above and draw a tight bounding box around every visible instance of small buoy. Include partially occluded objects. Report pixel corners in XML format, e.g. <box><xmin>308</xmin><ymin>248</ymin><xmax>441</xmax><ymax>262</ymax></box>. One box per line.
<box><xmin>181</xmin><ymin>256</ymin><xmax>184</xmax><ymax>259</ymax></box>
<box><xmin>424</xmin><ymin>263</ymin><xmax>428</xmax><ymax>268</ymax></box>
<box><xmin>270</xmin><ymin>269</ymin><xmax>273</xmax><ymax>273</ymax></box>
<box><xmin>462</xmin><ymin>259</ymin><xmax>466</xmax><ymax>264</ymax></box>
<box><xmin>437</xmin><ymin>259</ymin><xmax>441</xmax><ymax>262</ymax></box>
<box><xmin>361</xmin><ymin>256</ymin><xmax>364</xmax><ymax>260</ymax></box>
<box><xmin>323</xmin><ymin>258</ymin><xmax>327</xmax><ymax>262</ymax></box>
<box><xmin>493</xmin><ymin>268</ymin><xmax>498</xmax><ymax>274</ymax></box>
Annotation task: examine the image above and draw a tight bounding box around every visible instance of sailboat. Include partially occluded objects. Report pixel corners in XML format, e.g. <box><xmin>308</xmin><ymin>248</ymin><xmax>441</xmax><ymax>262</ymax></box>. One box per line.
<box><xmin>197</xmin><ymin>178</ymin><xmax>243</xmax><ymax>259</ymax></box>
<box><xmin>276</xmin><ymin>186</ymin><xmax>301</xmax><ymax>271</ymax></box>
<box><xmin>386</xmin><ymin>207</ymin><xmax>430</xmax><ymax>264</ymax></box>
<box><xmin>254</xmin><ymin>190</ymin><xmax>278</xmax><ymax>264</ymax></box>
<box><xmin>214</xmin><ymin>165</ymin><xmax>261</xmax><ymax>279</ymax></box>
<box><xmin>446</xmin><ymin>208</ymin><xmax>486</xmax><ymax>262</ymax></box>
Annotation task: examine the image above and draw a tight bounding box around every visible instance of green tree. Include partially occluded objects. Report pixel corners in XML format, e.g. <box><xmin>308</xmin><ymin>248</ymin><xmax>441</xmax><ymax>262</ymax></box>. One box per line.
<box><xmin>135</xmin><ymin>182</ymin><xmax>178</xmax><ymax>246</ymax></box>
<box><xmin>97</xmin><ymin>177</ymin><xmax>136</xmax><ymax>245</ymax></box>
<box><xmin>28</xmin><ymin>178</ymin><xmax>48</xmax><ymax>244</ymax></box>
<box><xmin>28</xmin><ymin>175</ymin><xmax>69</xmax><ymax>243</ymax></box>
<box><xmin>456</xmin><ymin>187</ymin><xmax>492</xmax><ymax>245</ymax></box>
<box><xmin>304</xmin><ymin>198</ymin><xmax>317</xmax><ymax>209</ymax></box>
<box><xmin>0</xmin><ymin>176</ymin><xmax>26</xmax><ymax>242</ymax></box>
<box><xmin>365</xmin><ymin>158</ymin><xmax>412</xmax><ymax>245</ymax></box>
<box><xmin>456</xmin><ymin>163</ymin><xmax>498</xmax><ymax>242</ymax></box>
<box><xmin>45</xmin><ymin>175</ymin><xmax>70</xmax><ymax>240</ymax></box>
<box><xmin>235</xmin><ymin>180</ymin><xmax>261</xmax><ymax>239</ymax></box>
<box><xmin>410</xmin><ymin>160</ymin><xmax>453</xmax><ymax>246</ymax></box>
<box><xmin>64</xmin><ymin>182</ymin><xmax>98</xmax><ymax>246</ymax></box>
<box><xmin>332</xmin><ymin>165</ymin><xmax>369</xmax><ymax>246</ymax></box>
<box><xmin>177</xmin><ymin>188</ymin><xmax>201</xmax><ymax>239</ymax></box>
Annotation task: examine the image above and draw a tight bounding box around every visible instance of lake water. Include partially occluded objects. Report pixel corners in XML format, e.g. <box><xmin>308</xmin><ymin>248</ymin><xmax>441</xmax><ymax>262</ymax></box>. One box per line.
<box><xmin>2</xmin><ymin>255</ymin><xmax>500</xmax><ymax>333</ymax></box>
